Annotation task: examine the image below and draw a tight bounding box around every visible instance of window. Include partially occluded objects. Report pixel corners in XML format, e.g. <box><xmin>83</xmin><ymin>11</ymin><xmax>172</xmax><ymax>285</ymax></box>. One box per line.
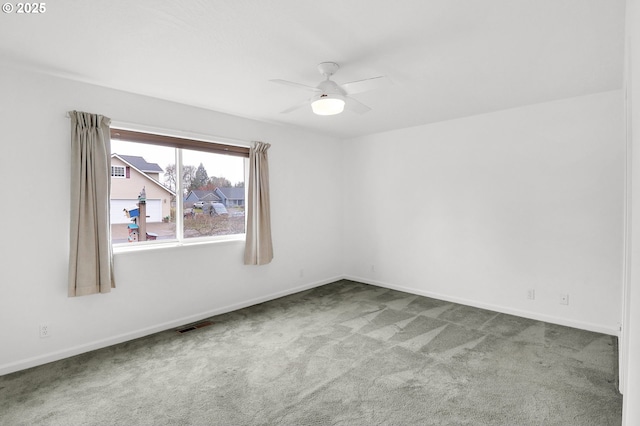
<box><xmin>109</xmin><ymin>128</ymin><xmax>249</xmax><ymax>245</ymax></box>
<box><xmin>111</xmin><ymin>165</ymin><xmax>126</xmax><ymax>178</ymax></box>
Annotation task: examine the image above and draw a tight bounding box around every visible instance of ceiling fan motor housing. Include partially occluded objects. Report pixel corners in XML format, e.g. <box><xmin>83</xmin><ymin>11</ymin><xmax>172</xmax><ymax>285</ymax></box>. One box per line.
<box><xmin>317</xmin><ymin>62</ymin><xmax>340</xmax><ymax>77</ymax></box>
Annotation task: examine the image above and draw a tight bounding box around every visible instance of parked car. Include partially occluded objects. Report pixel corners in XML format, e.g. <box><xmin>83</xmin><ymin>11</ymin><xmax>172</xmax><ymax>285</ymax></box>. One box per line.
<box><xmin>194</xmin><ymin>201</ymin><xmax>205</xmax><ymax>209</ymax></box>
<box><xmin>210</xmin><ymin>202</ymin><xmax>228</xmax><ymax>216</ymax></box>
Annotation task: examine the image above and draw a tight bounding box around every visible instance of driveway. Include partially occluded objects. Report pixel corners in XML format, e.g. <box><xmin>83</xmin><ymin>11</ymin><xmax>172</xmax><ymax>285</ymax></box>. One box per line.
<box><xmin>111</xmin><ymin>222</ymin><xmax>176</xmax><ymax>244</ymax></box>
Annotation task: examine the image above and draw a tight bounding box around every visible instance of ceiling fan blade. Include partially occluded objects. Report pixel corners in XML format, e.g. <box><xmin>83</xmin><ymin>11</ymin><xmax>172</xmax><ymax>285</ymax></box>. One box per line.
<box><xmin>270</xmin><ymin>79</ymin><xmax>320</xmax><ymax>92</ymax></box>
<box><xmin>345</xmin><ymin>96</ymin><xmax>371</xmax><ymax>114</ymax></box>
<box><xmin>342</xmin><ymin>76</ymin><xmax>391</xmax><ymax>95</ymax></box>
<box><xmin>280</xmin><ymin>99</ymin><xmax>311</xmax><ymax>114</ymax></box>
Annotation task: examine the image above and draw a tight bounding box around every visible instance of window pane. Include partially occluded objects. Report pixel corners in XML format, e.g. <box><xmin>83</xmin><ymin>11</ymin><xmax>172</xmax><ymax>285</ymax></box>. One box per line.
<box><xmin>111</xmin><ymin>166</ymin><xmax>125</xmax><ymax>177</ymax></box>
<box><xmin>182</xmin><ymin>149</ymin><xmax>245</xmax><ymax>239</ymax></box>
<box><xmin>110</xmin><ymin>140</ymin><xmax>177</xmax><ymax>244</ymax></box>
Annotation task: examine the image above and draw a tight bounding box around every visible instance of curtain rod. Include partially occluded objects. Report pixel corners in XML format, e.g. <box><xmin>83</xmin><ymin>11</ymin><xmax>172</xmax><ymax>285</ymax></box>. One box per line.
<box><xmin>64</xmin><ymin>113</ymin><xmax>253</xmax><ymax>147</ymax></box>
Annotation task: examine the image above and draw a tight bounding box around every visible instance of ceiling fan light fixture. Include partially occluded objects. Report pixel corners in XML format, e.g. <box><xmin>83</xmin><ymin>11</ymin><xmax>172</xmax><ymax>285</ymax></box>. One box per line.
<box><xmin>311</xmin><ymin>93</ymin><xmax>345</xmax><ymax>116</ymax></box>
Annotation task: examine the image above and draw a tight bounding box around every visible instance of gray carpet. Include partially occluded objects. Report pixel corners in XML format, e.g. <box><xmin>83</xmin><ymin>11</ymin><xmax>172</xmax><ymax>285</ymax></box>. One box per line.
<box><xmin>0</xmin><ymin>280</ymin><xmax>622</xmax><ymax>425</ymax></box>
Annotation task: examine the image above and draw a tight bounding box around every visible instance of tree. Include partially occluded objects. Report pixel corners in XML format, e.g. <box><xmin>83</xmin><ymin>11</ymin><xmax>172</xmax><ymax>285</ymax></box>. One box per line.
<box><xmin>183</xmin><ymin>165</ymin><xmax>196</xmax><ymax>195</ymax></box>
<box><xmin>208</xmin><ymin>176</ymin><xmax>232</xmax><ymax>189</ymax></box>
<box><xmin>192</xmin><ymin>163</ymin><xmax>209</xmax><ymax>191</ymax></box>
<box><xmin>164</xmin><ymin>163</ymin><xmax>235</xmax><ymax>194</ymax></box>
<box><xmin>164</xmin><ymin>163</ymin><xmax>177</xmax><ymax>192</ymax></box>
<box><xmin>164</xmin><ymin>163</ymin><xmax>198</xmax><ymax>195</ymax></box>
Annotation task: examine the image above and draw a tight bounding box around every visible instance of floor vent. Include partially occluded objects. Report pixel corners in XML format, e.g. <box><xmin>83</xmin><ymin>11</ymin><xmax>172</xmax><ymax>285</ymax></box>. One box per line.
<box><xmin>176</xmin><ymin>320</ymin><xmax>214</xmax><ymax>334</ymax></box>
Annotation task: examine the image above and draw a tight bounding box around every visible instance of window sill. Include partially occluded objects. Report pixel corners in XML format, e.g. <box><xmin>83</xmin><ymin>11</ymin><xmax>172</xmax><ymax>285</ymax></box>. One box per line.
<box><xmin>112</xmin><ymin>234</ymin><xmax>245</xmax><ymax>254</ymax></box>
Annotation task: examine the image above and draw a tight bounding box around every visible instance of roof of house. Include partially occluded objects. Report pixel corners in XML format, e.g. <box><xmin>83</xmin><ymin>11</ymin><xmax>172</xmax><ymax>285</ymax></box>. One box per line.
<box><xmin>188</xmin><ymin>190</ymin><xmax>221</xmax><ymax>202</ymax></box>
<box><xmin>111</xmin><ymin>153</ymin><xmax>175</xmax><ymax>196</ymax></box>
<box><xmin>200</xmin><ymin>193</ymin><xmax>221</xmax><ymax>202</ymax></box>
<box><xmin>116</xmin><ymin>155</ymin><xmax>163</xmax><ymax>173</ymax></box>
<box><xmin>218</xmin><ymin>187</ymin><xmax>245</xmax><ymax>200</ymax></box>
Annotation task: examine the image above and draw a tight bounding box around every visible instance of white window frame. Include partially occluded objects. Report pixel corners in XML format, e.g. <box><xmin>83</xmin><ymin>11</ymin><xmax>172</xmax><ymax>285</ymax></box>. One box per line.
<box><xmin>110</xmin><ymin>124</ymin><xmax>250</xmax><ymax>251</ymax></box>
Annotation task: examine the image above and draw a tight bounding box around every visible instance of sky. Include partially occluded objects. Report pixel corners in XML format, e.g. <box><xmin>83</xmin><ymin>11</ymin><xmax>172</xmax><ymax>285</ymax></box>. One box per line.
<box><xmin>111</xmin><ymin>139</ymin><xmax>246</xmax><ymax>187</ymax></box>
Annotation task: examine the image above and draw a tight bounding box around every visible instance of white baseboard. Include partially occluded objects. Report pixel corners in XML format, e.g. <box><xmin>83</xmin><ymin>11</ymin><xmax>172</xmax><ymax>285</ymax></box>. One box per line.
<box><xmin>0</xmin><ymin>276</ymin><xmax>340</xmax><ymax>376</ymax></box>
<box><xmin>344</xmin><ymin>274</ymin><xmax>620</xmax><ymax>337</ymax></box>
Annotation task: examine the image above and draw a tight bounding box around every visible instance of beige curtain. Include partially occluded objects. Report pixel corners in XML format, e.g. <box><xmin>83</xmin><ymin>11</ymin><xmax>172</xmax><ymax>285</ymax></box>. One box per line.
<box><xmin>68</xmin><ymin>111</ymin><xmax>115</xmax><ymax>296</ymax></box>
<box><xmin>244</xmin><ymin>141</ymin><xmax>273</xmax><ymax>265</ymax></box>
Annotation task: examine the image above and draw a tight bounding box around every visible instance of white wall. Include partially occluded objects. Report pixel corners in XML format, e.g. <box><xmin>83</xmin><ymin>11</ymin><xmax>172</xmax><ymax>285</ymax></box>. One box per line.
<box><xmin>343</xmin><ymin>90</ymin><xmax>625</xmax><ymax>334</ymax></box>
<box><xmin>0</xmin><ymin>63</ymin><xmax>344</xmax><ymax>375</ymax></box>
<box><xmin>623</xmin><ymin>0</ymin><xmax>640</xmax><ymax>423</ymax></box>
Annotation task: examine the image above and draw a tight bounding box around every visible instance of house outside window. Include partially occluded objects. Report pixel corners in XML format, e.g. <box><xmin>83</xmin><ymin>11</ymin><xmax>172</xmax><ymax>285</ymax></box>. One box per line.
<box><xmin>109</xmin><ymin>128</ymin><xmax>248</xmax><ymax>245</ymax></box>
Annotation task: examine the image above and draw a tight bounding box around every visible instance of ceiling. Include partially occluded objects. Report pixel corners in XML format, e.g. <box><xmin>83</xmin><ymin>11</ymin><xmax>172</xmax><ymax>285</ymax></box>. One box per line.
<box><xmin>0</xmin><ymin>0</ymin><xmax>625</xmax><ymax>139</ymax></box>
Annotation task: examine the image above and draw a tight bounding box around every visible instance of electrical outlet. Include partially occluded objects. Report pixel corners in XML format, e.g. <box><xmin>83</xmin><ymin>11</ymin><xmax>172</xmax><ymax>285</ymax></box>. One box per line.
<box><xmin>527</xmin><ymin>289</ymin><xmax>535</xmax><ymax>300</ymax></box>
<box><xmin>39</xmin><ymin>324</ymin><xmax>51</xmax><ymax>338</ymax></box>
<box><xmin>371</xmin><ymin>265</ymin><xmax>376</xmax><ymax>273</ymax></box>
<box><xmin>559</xmin><ymin>294</ymin><xmax>569</xmax><ymax>305</ymax></box>
<box><xmin>299</xmin><ymin>269</ymin><xmax>304</xmax><ymax>278</ymax></box>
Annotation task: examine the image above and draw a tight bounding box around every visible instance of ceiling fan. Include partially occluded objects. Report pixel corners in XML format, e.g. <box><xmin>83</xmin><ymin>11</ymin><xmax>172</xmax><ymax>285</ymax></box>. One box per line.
<box><xmin>270</xmin><ymin>62</ymin><xmax>391</xmax><ymax>116</ymax></box>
